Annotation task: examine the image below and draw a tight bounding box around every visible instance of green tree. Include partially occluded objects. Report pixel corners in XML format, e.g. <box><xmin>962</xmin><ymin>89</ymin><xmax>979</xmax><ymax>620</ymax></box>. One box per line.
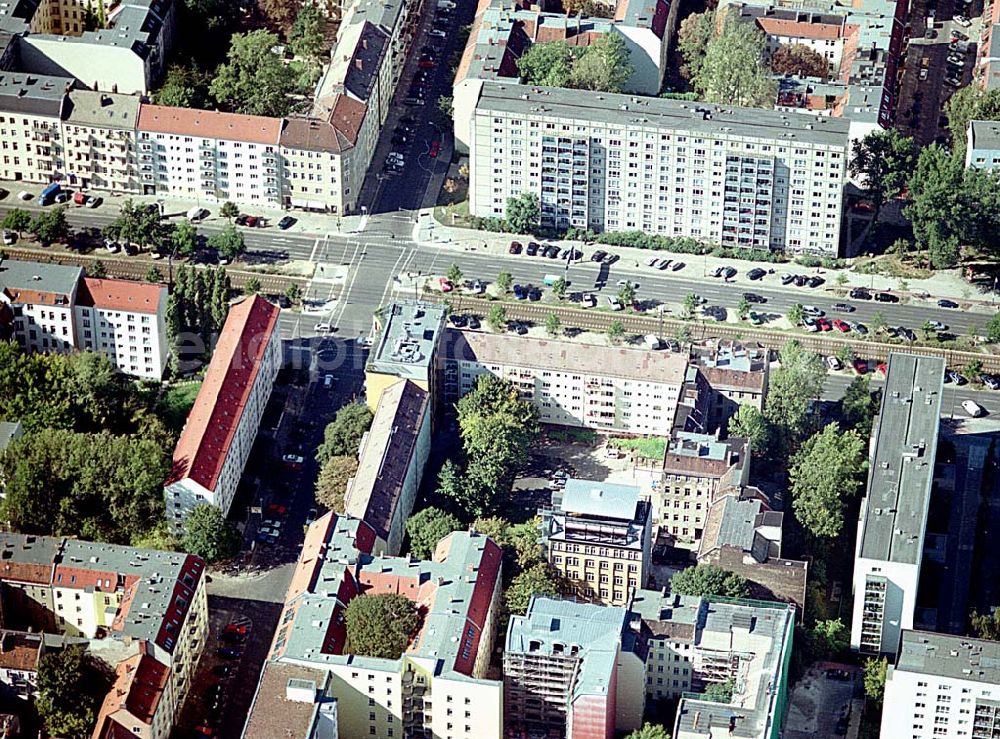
<box><xmin>835</xmin><ymin>344</ymin><xmax>855</xmax><ymax>366</ymax></box>
<box><xmin>545</xmin><ymin>313</ymin><xmax>562</xmax><ymax>337</ymax></box>
<box><xmin>447</xmin><ymin>262</ymin><xmax>463</xmax><ymax>286</ymax></box>
<box><xmin>905</xmin><ymin>144</ymin><xmax>971</xmax><ymax>269</ymax></box>
<box><xmin>840</xmin><ymin>374</ymin><xmax>879</xmax><ymax>438</ymax></box>
<box><xmin>154</xmin><ymin>64</ymin><xmax>210</xmax><ymax>108</ymax></box>
<box><xmin>702</xmin><ymin>679</ymin><xmax>735</xmax><ymax>703</ymax></box>
<box><xmin>789</xmin><ymin>423</ymin><xmax>866</xmax><ymax>538</ymax></box>
<box><xmin>171</xmin><ymin>220</ymin><xmax>198</xmax><ymax>258</ymax></box>
<box><xmin>344</xmin><ymin>593</ymin><xmax>419</xmax><ymax>658</ymax></box>
<box><xmin>316</xmin><ymin>403</ymin><xmax>374</xmax><ymax>464</ymax></box>
<box><xmin>863</xmin><ymin>657</ymin><xmax>888</xmax><ymax>704</ymax></box>
<box><xmin>289</xmin><ymin>3</ymin><xmax>325</xmax><ymax>60</ymax></box>
<box><xmin>696</xmin><ymin>18</ymin><xmax>775</xmax><ymax>108</ymax></box>
<box><xmin>488</xmin><ymin>304</ymin><xmax>508</xmax><ymax>332</ymax></box>
<box><xmin>569</xmin><ymin>33</ymin><xmax>634</xmax><ymax>92</ymax></box>
<box><xmin>670</xmin><ymin>563</ymin><xmax>748</xmax><ymax>598</ymax></box>
<box><xmin>787</xmin><ymin>303</ymin><xmax>805</xmax><ymax>326</ymax></box>
<box><xmin>764</xmin><ymin>340</ymin><xmax>826</xmax><ymax>455</ymax></box>
<box><xmin>682</xmin><ymin>292</ymin><xmax>699</xmax><ymax>320</ymax></box>
<box><xmin>435</xmin><ymin>94</ymin><xmax>454</xmax><ymax>122</ymax></box>
<box><xmin>30</xmin><ymin>206</ymin><xmax>70</xmax><ymax>246</ymax></box>
<box><xmin>315</xmin><ymin>454</ymin><xmax>358</xmax><ymax>512</ymax></box>
<box><xmin>181</xmin><ymin>504</ymin><xmax>239</xmax><ymax>563</ymax></box>
<box><xmin>406</xmin><ymin>506</ymin><xmax>461</xmax><ymax>559</ymax></box>
<box><xmin>244</xmin><ymin>276</ymin><xmax>262</xmax><ymax>294</ymax></box>
<box><xmin>736</xmin><ymin>296</ymin><xmax>751</xmax><ymax>320</ymax></box>
<box><xmin>986</xmin><ymin>312</ymin><xmax>1000</xmax><ymax>343</ymax></box>
<box><xmin>1</xmin><ymin>207</ymin><xmax>32</xmax><ymax>236</ymax></box>
<box><xmin>835</xmin><ymin>272</ymin><xmax>849</xmax><ymax>286</ymax></box>
<box><xmin>208</xmin><ymin>223</ymin><xmax>246</xmax><ymax>262</ymax></box>
<box><xmin>849</xmin><ymin>129</ymin><xmax>918</xmax><ymax>214</ymax></box>
<box><xmin>505</xmin><ymin>562</ymin><xmax>561</xmax><ymax>616</ymax></box>
<box><xmin>105</xmin><ymin>199</ymin><xmax>164</xmax><ymax>250</ymax></box>
<box><xmin>726</xmin><ymin>404</ymin><xmax>769</xmax><ymax>454</ymax></box>
<box><xmin>36</xmin><ymin>645</ymin><xmax>110</xmax><ymax>739</ymax></box>
<box><xmin>551</xmin><ymin>277</ymin><xmax>567</xmax><ymax>300</ymax></box>
<box><xmin>285</xmin><ymin>282</ymin><xmax>303</xmax><ymax>305</ymax></box>
<box><xmin>964</xmin><ymin>359</ymin><xmax>984</xmax><ymax>383</ymax></box>
<box><xmin>517</xmin><ymin>40</ymin><xmax>576</xmax><ymax>87</ymax></box>
<box><xmin>90</xmin><ymin>260</ymin><xmax>107</xmax><ymax>279</ymax></box>
<box><xmin>871</xmin><ymin>310</ymin><xmax>888</xmax><ymax>335</ymax></box>
<box><xmin>810</xmin><ymin>618</ymin><xmax>850</xmax><ymax>658</ymax></box>
<box><xmin>495</xmin><ymin>271</ymin><xmax>513</xmax><ymax>296</ymax></box>
<box><xmin>617</xmin><ymin>282</ymin><xmax>636</xmax><ymax>306</ymax></box>
<box><xmin>219</xmin><ymin>201</ymin><xmax>239</xmax><ymax>221</ymax></box>
<box><xmin>145</xmin><ymin>266</ymin><xmax>164</xmax><ymax>283</ymax></box>
<box><xmin>506</xmin><ymin>192</ymin><xmax>540</xmax><ymax>234</ymax></box>
<box><xmin>607</xmin><ymin>320</ymin><xmax>625</xmax><ymax>345</ymax></box>
<box><xmin>209</xmin><ymin>30</ymin><xmax>297</xmax><ymax>116</ymax></box>
<box><xmin>258</xmin><ymin>0</ymin><xmax>300</xmax><ymax>33</ymax></box>
<box><xmin>770</xmin><ymin>43</ymin><xmax>829</xmax><ymax>78</ymax></box>
<box><xmin>677</xmin><ymin>10</ymin><xmax>715</xmax><ymax>83</ymax></box>
<box><xmin>625</xmin><ymin>724</ymin><xmax>672</xmax><ymax>739</ymax></box>
<box><xmin>971</xmin><ymin>609</ymin><xmax>1000</xmax><ymax>640</ymax></box>
<box><xmin>945</xmin><ymin>86</ymin><xmax>1000</xmax><ymax>160</ymax></box>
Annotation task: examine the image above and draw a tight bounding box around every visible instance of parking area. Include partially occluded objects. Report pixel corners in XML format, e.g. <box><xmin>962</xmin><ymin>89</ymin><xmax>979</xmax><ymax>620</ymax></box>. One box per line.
<box><xmin>785</xmin><ymin>664</ymin><xmax>861</xmax><ymax>739</ymax></box>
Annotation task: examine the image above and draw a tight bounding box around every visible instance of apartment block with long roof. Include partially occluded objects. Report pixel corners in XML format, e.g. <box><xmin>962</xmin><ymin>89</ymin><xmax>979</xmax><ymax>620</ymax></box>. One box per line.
<box><xmin>163</xmin><ymin>295</ymin><xmax>281</xmax><ymax>531</ymax></box>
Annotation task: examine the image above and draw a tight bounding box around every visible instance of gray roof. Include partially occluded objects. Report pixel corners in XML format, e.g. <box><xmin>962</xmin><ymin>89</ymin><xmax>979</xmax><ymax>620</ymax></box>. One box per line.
<box><xmin>896</xmin><ymin>630</ymin><xmax>1000</xmax><ymax>685</ymax></box>
<box><xmin>63</xmin><ymin>90</ymin><xmax>140</xmax><ymax>129</ymax></box>
<box><xmin>989</xmin><ymin>24</ymin><xmax>1000</xmax><ymax>58</ymax></box>
<box><xmin>858</xmin><ymin>353</ymin><xmax>944</xmax><ymax>564</ymax></box>
<box><xmin>506</xmin><ymin>596</ymin><xmax>628</xmax><ymax>698</ymax></box>
<box><xmin>559</xmin><ymin>478</ymin><xmax>642</xmax><ymax>520</ymax></box>
<box><xmin>29</xmin><ymin>0</ymin><xmax>170</xmax><ymax>55</ymax></box>
<box><xmin>476</xmin><ymin>81</ymin><xmax>851</xmax><ymax>148</ymax></box>
<box><xmin>0</xmin><ymin>421</ymin><xmax>22</xmax><ymax>453</ymax></box>
<box><xmin>0</xmin><ymin>0</ymin><xmax>38</xmax><ymax>35</ymax></box>
<box><xmin>344</xmin><ymin>22</ymin><xmax>389</xmax><ymax>103</ymax></box>
<box><xmin>969</xmin><ymin>120</ymin><xmax>1000</xmax><ymax>152</ymax></box>
<box><xmin>347</xmin><ymin>0</ymin><xmax>405</xmax><ymax>35</ymax></box>
<box><xmin>0</xmin><ymin>72</ymin><xmax>69</xmax><ymax>117</ymax></box>
<box><xmin>369</xmin><ymin>301</ymin><xmax>446</xmax><ymax>382</ymax></box>
<box><xmin>0</xmin><ymin>259</ymin><xmax>82</xmax><ymax>301</ymax></box>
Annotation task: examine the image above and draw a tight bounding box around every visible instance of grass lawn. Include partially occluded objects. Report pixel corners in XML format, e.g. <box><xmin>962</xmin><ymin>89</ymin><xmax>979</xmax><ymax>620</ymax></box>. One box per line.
<box><xmin>547</xmin><ymin>428</ymin><xmax>599</xmax><ymax>445</ymax></box>
<box><xmin>610</xmin><ymin>436</ymin><xmax>668</xmax><ymax>459</ymax></box>
<box><xmin>158</xmin><ymin>381</ymin><xmax>202</xmax><ymax>433</ymax></box>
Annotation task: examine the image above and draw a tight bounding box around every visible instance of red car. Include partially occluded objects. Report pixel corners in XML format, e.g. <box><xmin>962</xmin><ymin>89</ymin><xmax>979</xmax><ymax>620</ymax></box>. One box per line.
<box><xmin>265</xmin><ymin>503</ymin><xmax>287</xmax><ymax>516</ymax></box>
<box><xmin>853</xmin><ymin>358</ymin><xmax>868</xmax><ymax>374</ymax></box>
<box><xmin>439</xmin><ymin>277</ymin><xmax>453</xmax><ymax>292</ymax></box>
<box><xmin>223</xmin><ymin>622</ymin><xmax>250</xmax><ymax>636</ymax></box>
<box><xmin>508</xmin><ymin>241</ymin><xmax>522</xmax><ymax>254</ymax></box>
<box><xmin>833</xmin><ymin>319</ymin><xmax>851</xmax><ymax>333</ymax></box>
<box><xmin>876</xmin><ymin>361</ymin><xmax>887</xmax><ymax>375</ymax></box>
<box><xmin>428</xmin><ymin>140</ymin><xmax>440</xmax><ymax>157</ymax></box>
<box><xmin>419</xmin><ymin>59</ymin><xmax>435</xmax><ymax>68</ymax></box>
<box><xmin>816</xmin><ymin>318</ymin><xmax>832</xmax><ymax>331</ymax></box>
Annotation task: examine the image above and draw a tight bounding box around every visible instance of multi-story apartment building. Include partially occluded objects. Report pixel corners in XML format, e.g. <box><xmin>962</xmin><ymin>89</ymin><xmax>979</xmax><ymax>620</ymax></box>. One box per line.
<box><xmin>0</xmin><ymin>533</ymin><xmax>208</xmax><ymax>725</ymax></box>
<box><xmin>468</xmin><ymin>82</ymin><xmax>850</xmax><ymax>255</ymax></box>
<box><xmin>74</xmin><ymin>277</ymin><xmax>169</xmax><ymax>379</ymax></box>
<box><xmin>503</xmin><ymin>596</ymin><xmax>646</xmax><ymax>738</ymax></box>
<box><xmin>246</xmin><ymin>513</ymin><xmax>503</xmax><ymax>739</ymax></box>
<box><xmin>658</xmin><ymin>431</ymin><xmax>749</xmax><ymax>545</ymax></box>
<box><xmin>851</xmin><ymin>353</ymin><xmax>944</xmax><ymax>654</ymax></box>
<box><xmin>365</xmin><ymin>301</ymin><xmax>447</xmax><ymax>411</ymax></box>
<box><xmin>882</xmin><ymin>630</ymin><xmax>1000</xmax><ymax>739</ymax></box>
<box><xmin>629</xmin><ymin>591</ymin><xmax>795</xmax><ymax>738</ymax></box>
<box><xmin>966</xmin><ymin>120</ymin><xmax>1000</xmax><ymax>172</ymax></box>
<box><xmin>0</xmin><ymin>72</ymin><xmax>66</xmax><ymax>185</ymax></box>
<box><xmin>58</xmin><ymin>89</ymin><xmax>139</xmax><ymax>193</ymax></box>
<box><xmin>92</xmin><ymin>642</ymin><xmax>175</xmax><ymax>739</ymax></box>
<box><xmin>0</xmin><ymin>631</ymin><xmax>45</xmax><ymax>700</ymax></box>
<box><xmin>136</xmin><ymin>105</ymin><xmax>282</xmax><ymax>204</ymax></box>
<box><xmin>164</xmin><ymin>295</ymin><xmax>280</xmax><ymax>532</ymax></box>
<box><xmin>445</xmin><ymin>330</ymin><xmax>687</xmax><ymax>434</ymax></box>
<box><xmin>344</xmin><ymin>379</ymin><xmax>430</xmax><ymax>555</ymax></box>
<box><xmin>0</xmin><ymin>260</ymin><xmax>169</xmax><ymax>378</ymax></box>
<box><xmin>754</xmin><ymin>14</ymin><xmax>860</xmax><ymax>76</ymax></box>
<box><xmin>689</xmin><ymin>340</ymin><xmax>770</xmax><ymax>431</ymax></box>
<box><xmin>541</xmin><ymin>478</ymin><xmax>652</xmax><ymax>607</ymax></box>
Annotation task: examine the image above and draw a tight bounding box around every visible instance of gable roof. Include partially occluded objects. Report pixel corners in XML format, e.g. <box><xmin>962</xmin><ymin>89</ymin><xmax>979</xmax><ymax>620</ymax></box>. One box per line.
<box><xmin>137</xmin><ymin>104</ymin><xmax>281</xmax><ymax>145</ymax></box>
<box><xmin>77</xmin><ymin>277</ymin><xmax>164</xmax><ymax>314</ymax></box>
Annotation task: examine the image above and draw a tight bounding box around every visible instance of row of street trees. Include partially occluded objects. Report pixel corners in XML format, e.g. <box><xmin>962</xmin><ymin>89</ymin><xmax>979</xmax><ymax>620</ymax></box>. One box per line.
<box><xmin>166</xmin><ymin>264</ymin><xmax>232</xmax><ymax>369</ymax></box>
<box><xmin>1</xmin><ymin>206</ymin><xmax>70</xmax><ymax>246</ymax></box>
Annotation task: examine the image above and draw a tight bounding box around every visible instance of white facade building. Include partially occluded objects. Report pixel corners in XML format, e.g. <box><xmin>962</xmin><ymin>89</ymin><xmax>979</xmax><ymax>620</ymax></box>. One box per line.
<box><xmin>468</xmin><ymin>82</ymin><xmax>850</xmax><ymax>256</ymax></box>
<box><xmin>445</xmin><ymin>330</ymin><xmax>687</xmax><ymax>434</ymax></box>
<box><xmin>164</xmin><ymin>296</ymin><xmax>280</xmax><ymax>532</ymax></box>
<box><xmin>851</xmin><ymin>353</ymin><xmax>944</xmax><ymax>654</ymax></box>
<box><xmin>882</xmin><ymin>630</ymin><xmax>1000</xmax><ymax>739</ymax></box>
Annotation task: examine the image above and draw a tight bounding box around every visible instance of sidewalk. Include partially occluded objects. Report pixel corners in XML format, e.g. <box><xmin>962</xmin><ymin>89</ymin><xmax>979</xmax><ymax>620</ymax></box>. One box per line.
<box><xmin>416</xmin><ymin>209</ymin><xmax>997</xmax><ymax>312</ymax></box>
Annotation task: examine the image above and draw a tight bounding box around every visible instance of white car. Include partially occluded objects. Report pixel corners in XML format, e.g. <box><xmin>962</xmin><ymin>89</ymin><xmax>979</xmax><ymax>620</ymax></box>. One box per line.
<box><xmin>323</xmin><ymin>374</ymin><xmax>335</xmax><ymax>388</ymax></box>
<box><xmin>826</xmin><ymin>355</ymin><xmax>842</xmax><ymax>371</ymax></box>
<box><xmin>954</xmin><ymin>14</ymin><xmax>971</xmax><ymax>26</ymax></box>
<box><xmin>314</xmin><ymin>323</ymin><xmax>333</xmax><ymax>333</ymax></box>
<box><xmin>803</xmin><ymin>318</ymin><xmax>819</xmax><ymax>333</ymax></box>
<box><xmin>471</xmin><ymin>279</ymin><xmax>485</xmax><ymax>294</ymax></box>
<box><xmin>802</xmin><ymin>305</ymin><xmax>824</xmax><ymax>317</ymax></box>
<box><xmin>104</xmin><ymin>239</ymin><xmax>120</xmax><ymax>253</ymax></box>
<box><xmin>17</xmin><ymin>191</ymin><xmax>32</xmax><ymax>201</ymax></box>
<box><xmin>2</xmin><ymin>230</ymin><xmax>15</xmax><ymax>245</ymax></box>
<box><xmin>581</xmin><ymin>293</ymin><xmax>597</xmax><ymax>308</ymax></box>
<box><xmin>962</xmin><ymin>399</ymin><xmax>985</xmax><ymax>417</ymax></box>
<box><xmin>607</xmin><ymin>296</ymin><xmax>623</xmax><ymax>311</ymax></box>
<box><xmin>282</xmin><ymin>454</ymin><xmax>305</xmax><ymax>465</ymax></box>
<box><xmin>926</xmin><ymin>320</ymin><xmax>947</xmax><ymax>331</ymax></box>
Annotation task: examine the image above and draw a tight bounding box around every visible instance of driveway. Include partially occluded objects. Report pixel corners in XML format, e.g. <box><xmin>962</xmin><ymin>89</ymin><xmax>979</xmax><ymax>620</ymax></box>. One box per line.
<box><xmin>785</xmin><ymin>664</ymin><xmax>859</xmax><ymax>739</ymax></box>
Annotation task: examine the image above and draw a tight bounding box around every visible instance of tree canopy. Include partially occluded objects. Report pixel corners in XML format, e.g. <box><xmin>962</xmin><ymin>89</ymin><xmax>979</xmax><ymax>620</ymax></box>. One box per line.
<box><xmin>677</xmin><ymin>11</ymin><xmax>715</xmax><ymax>84</ymax></box>
<box><xmin>670</xmin><ymin>563</ymin><xmax>748</xmax><ymax>598</ymax></box>
<box><xmin>406</xmin><ymin>506</ymin><xmax>461</xmax><ymax>559</ymax></box>
<box><xmin>849</xmin><ymin>129</ymin><xmax>917</xmax><ymax>212</ymax></box>
<box><xmin>505</xmin><ymin>192</ymin><xmax>541</xmax><ymax>234</ymax></box>
<box><xmin>316</xmin><ymin>403</ymin><xmax>374</xmax><ymax>464</ymax></box>
<box><xmin>863</xmin><ymin>656</ymin><xmax>887</xmax><ymax>703</ymax></box>
<box><xmin>693</xmin><ymin>17</ymin><xmax>775</xmax><ymax>107</ymax></box>
<box><xmin>181</xmin><ymin>504</ymin><xmax>239</xmax><ymax>563</ymax></box>
<box><xmin>726</xmin><ymin>404</ymin><xmax>769</xmax><ymax>455</ymax></box>
<box><xmin>517</xmin><ymin>34</ymin><xmax>633</xmax><ymax>92</ymax></box>
<box><xmin>208</xmin><ymin>223</ymin><xmax>246</xmax><ymax>262</ymax></box>
<box><xmin>840</xmin><ymin>375</ymin><xmax>880</xmax><ymax>438</ymax></box>
<box><xmin>945</xmin><ymin>86</ymin><xmax>1000</xmax><ymax>160</ymax></box>
<box><xmin>36</xmin><ymin>646</ymin><xmax>112</xmax><ymax>739</ymax></box>
<box><xmin>315</xmin><ymin>454</ymin><xmax>358</xmax><ymax>512</ymax></box>
<box><xmin>104</xmin><ymin>199</ymin><xmax>166</xmax><ymax>251</ymax></box>
<box><xmin>971</xmin><ymin>609</ymin><xmax>1000</xmax><ymax>640</ymax></box>
<box><xmin>809</xmin><ymin>618</ymin><xmax>850</xmax><ymax>659</ymax></box>
<box><xmin>625</xmin><ymin>724</ymin><xmax>672</xmax><ymax>739</ymax></box>
<box><xmin>289</xmin><ymin>4</ymin><xmax>325</xmax><ymax>61</ymax></box>
<box><xmin>154</xmin><ymin>64</ymin><xmax>211</xmax><ymax>108</ymax></box>
<box><xmin>770</xmin><ymin>43</ymin><xmax>829</xmax><ymax>78</ymax></box>
<box><xmin>30</xmin><ymin>206</ymin><xmax>70</xmax><ymax>246</ymax></box>
<box><xmin>345</xmin><ymin>593</ymin><xmax>419</xmax><ymax>659</ymax></box>
<box><xmin>166</xmin><ymin>265</ymin><xmax>232</xmax><ymax>370</ymax></box>
<box><xmin>763</xmin><ymin>341</ymin><xmax>826</xmax><ymax>456</ymax></box>
<box><xmin>209</xmin><ymin>30</ymin><xmax>297</xmax><ymax>116</ymax></box>
<box><xmin>789</xmin><ymin>423</ymin><xmax>866</xmax><ymax>538</ymax></box>
<box><xmin>505</xmin><ymin>562</ymin><xmax>561</xmax><ymax>616</ymax></box>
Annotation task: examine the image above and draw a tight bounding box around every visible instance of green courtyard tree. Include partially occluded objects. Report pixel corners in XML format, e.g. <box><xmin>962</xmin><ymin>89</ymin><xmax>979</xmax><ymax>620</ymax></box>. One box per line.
<box><xmin>726</xmin><ymin>404</ymin><xmax>769</xmax><ymax>454</ymax></box>
<box><xmin>487</xmin><ymin>304</ymin><xmax>508</xmax><ymax>332</ymax></box>
<box><xmin>289</xmin><ymin>4</ymin><xmax>325</xmax><ymax>61</ymax></box>
<box><xmin>315</xmin><ymin>454</ymin><xmax>358</xmax><ymax>512</ymax></box>
<box><xmin>505</xmin><ymin>192</ymin><xmax>540</xmax><ymax>233</ymax></box>
<box><xmin>789</xmin><ymin>423</ymin><xmax>866</xmax><ymax>538</ymax></box>
<box><xmin>625</xmin><ymin>724</ymin><xmax>672</xmax><ymax>739</ymax></box>
<box><xmin>810</xmin><ymin>618</ymin><xmax>850</xmax><ymax>659</ymax></box>
<box><xmin>171</xmin><ymin>220</ymin><xmax>198</xmax><ymax>258</ymax></box>
<box><xmin>770</xmin><ymin>43</ymin><xmax>829</xmax><ymax>78</ymax></box>
<box><xmin>702</xmin><ymin>679</ymin><xmax>735</xmax><ymax>703</ymax></box>
<box><xmin>181</xmin><ymin>504</ymin><xmax>239</xmax><ymax>562</ymax></box>
<box><xmin>495</xmin><ymin>270</ymin><xmax>513</xmax><ymax>296</ymax></box>
<box><xmin>786</xmin><ymin>303</ymin><xmax>805</xmax><ymax>326</ymax></box>
<box><xmin>551</xmin><ymin>277</ymin><xmax>567</xmax><ymax>300</ymax></box>
<box><xmin>617</xmin><ymin>282</ymin><xmax>636</xmax><ymax>306</ymax></box>
<box><xmin>736</xmin><ymin>296</ymin><xmax>751</xmax><ymax>320</ymax></box>
<box><xmin>569</xmin><ymin>33</ymin><xmax>633</xmax><ymax>92</ymax></box>
<box><xmin>677</xmin><ymin>10</ymin><xmax>715</xmax><ymax>83</ymax></box>
<box><xmin>154</xmin><ymin>64</ymin><xmax>210</xmax><ymax>108</ymax></box>
<box><xmin>863</xmin><ymin>657</ymin><xmax>888</xmax><ymax>704</ymax></box>
<box><xmin>905</xmin><ymin>144</ymin><xmax>971</xmax><ymax>269</ymax></box>
<box><xmin>945</xmin><ymin>86</ymin><xmax>1000</xmax><ymax>160</ymax></box>
<box><xmin>849</xmin><ymin>129</ymin><xmax>917</xmax><ymax>215</ymax></box>
<box><xmin>36</xmin><ymin>645</ymin><xmax>110</xmax><ymax>739</ymax></box>
<box><xmin>345</xmin><ymin>593</ymin><xmax>419</xmax><ymax>659</ymax></box>
<box><xmin>517</xmin><ymin>40</ymin><xmax>576</xmax><ymax>87</ymax></box>
<box><xmin>681</xmin><ymin>292</ymin><xmax>699</xmax><ymax>320</ymax></box>
<box><xmin>971</xmin><ymin>608</ymin><xmax>1000</xmax><ymax>640</ymax></box>
<box><xmin>406</xmin><ymin>506</ymin><xmax>461</xmax><ymax>559</ymax></box>
<box><xmin>840</xmin><ymin>374</ymin><xmax>880</xmax><ymax>438</ymax></box>
<box><xmin>208</xmin><ymin>223</ymin><xmax>246</xmax><ymax>262</ymax></box>
<box><xmin>696</xmin><ymin>18</ymin><xmax>775</xmax><ymax>108</ymax></box>
<box><xmin>545</xmin><ymin>313</ymin><xmax>562</xmax><ymax>337</ymax></box>
<box><xmin>670</xmin><ymin>563</ymin><xmax>748</xmax><ymax>598</ymax></box>
<box><xmin>244</xmin><ymin>276</ymin><xmax>262</xmax><ymax>294</ymax></box>
<box><xmin>210</xmin><ymin>30</ymin><xmax>297</xmax><ymax>116</ymax></box>
<box><xmin>316</xmin><ymin>403</ymin><xmax>374</xmax><ymax>463</ymax></box>
<box><xmin>764</xmin><ymin>340</ymin><xmax>826</xmax><ymax>455</ymax></box>
<box><xmin>505</xmin><ymin>562</ymin><xmax>561</xmax><ymax>616</ymax></box>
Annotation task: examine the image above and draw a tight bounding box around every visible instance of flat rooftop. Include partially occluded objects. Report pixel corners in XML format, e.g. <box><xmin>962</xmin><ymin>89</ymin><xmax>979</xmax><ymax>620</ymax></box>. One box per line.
<box><xmin>896</xmin><ymin>630</ymin><xmax>1000</xmax><ymax>684</ymax></box>
<box><xmin>970</xmin><ymin>119</ymin><xmax>1000</xmax><ymax>152</ymax></box>
<box><xmin>858</xmin><ymin>353</ymin><xmax>944</xmax><ymax>564</ymax></box>
<box><xmin>475</xmin><ymin>81</ymin><xmax>851</xmax><ymax>148</ymax></box>
<box><xmin>243</xmin><ymin>662</ymin><xmax>332</xmax><ymax>739</ymax></box>
<box><xmin>558</xmin><ymin>478</ymin><xmax>641</xmax><ymax>520</ymax></box>
<box><xmin>369</xmin><ymin>302</ymin><xmax>446</xmax><ymax>381</ymax></box>
<box><xmin>0</xmin><ymin>259</ymin><xmax>81</xmax><ymax>302</ymax></box>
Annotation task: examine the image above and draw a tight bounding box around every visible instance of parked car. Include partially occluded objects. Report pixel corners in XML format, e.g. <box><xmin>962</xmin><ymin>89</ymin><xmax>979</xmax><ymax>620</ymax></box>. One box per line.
<box><xmin>851</xmin><ymin>322</ymin><xmax>869</xmax><ymax>335</ymax></box>
<box><xmin>602</xmin><ymin>253</ymin><xmax>619</xmax><ymax>265</ymax></box>
<box><xmin>937</xmin><ymin>299</ymin><xmax>959</xmax><ymax>308</ymax></box>
<box><xmin>874</xmin><ymin>292</ymin><xmax>899</xmax><ymax>303</ymax></box>
<box><xmin>832</xmin><ymin>302</ymin><xmax>855</xmax><ymax>312</ymax></box>
<box><xmin>945</xmin><ymin>370</ymin><xmax>967</xmax><ymax>385</ymax></box>
<box><xmin>926</xmin><ymin>320</ymin><xmax>947</xmax><ymax>331</ymax></box>
<box><xmin>807</xmin><ymin>275</ymin><xmax>825</xmax><ymax>288</ymax></box>
<box><xmin>802</xmin><ymin>305</ymin><xmax>824</xmax><ymax>317</ymax></box>
<box><xmin>449</xmin><ymin>314</ymin><xmax>467</xmax><ymax>327</ymax></box>
<box><xmin>467</xmin><ymin>315</ymin><xmax>481</xmax><ymax>330</ymax></box>
<box><xmin>512</xmin><ymin>284</ymin><xmax>527</xmax><ymax>300</ymax></box>
<box><xmin>826</xmin><ymin>356</ymin><xmax>842</xmax><ymax>371</ymax></box>
<box><xmin>833</xmin><ymin>319</ymin><xmax>851</xmax><ymax>333</ymax></box>
<box><xmin>282</xmin><ymin>454</ymin><xmax>305</xmax><ymax>465</ymax></box>
<box><xmin>747</xmin><ymin>267</ymin><xmax>767</xmax><ymax>280</ymax></box>
<box><xmin>982</xmin><ymin>374</ymin><xmax>1000</xmax><ymax>390</ymax></box>
<box><xmin>2</xmin><ymin>230</ymin><xmax>15</xmax><ymax>245</ymax></box>
<box><xmin>590</xmin><ymin>250</ymin><xmax>607</xmax><ymax>262</ymax></box>
<box><xmin>438</xmin><ymin>277</ymin><xmax>453</xmax><ymax>292</ymax></box>
<box><xmin>216</xmin><ymin>647</ymin><xmax>242</xmax><ymax>660</ymax></box>
<box><xmin>963</xmin><ymin>399</ymin><xmax>985</xmax><ymax>417</ymax></box>
<box><xmin>278</xmin><ymin>215</ymin><xmax>296</xmax><ymax>230</ymax></box>
<box><xmin>671</xmin><ymin>261</ymin><xmax>685</xmax><ymax>271</ymax></box>
<box><xmin>898</xmin><ymin>327</ymin><xmax>917</xmax><ymax>341</ymax></box>
<box><xmin>17</xmin><ymin>190</ymin><xmax>32</xmax><ymax>201</ymax></box>
<box><xmin>853</xmin><ymin>358</ymin><xmax>868</xmax><ymax>374</ymax></box>
<box><xmin>508</xmin><ymin>241</ymin><xmax>522</xmax><ymax>254</ymax></box>
<box><xmin>954</xmin><ymin>14</ymin><xmax>971</xmax><ymax>26</ymax></box>
<box><xmin>850</xmin><ymin>288</ymin><xmax>872</xmax><ymax>300</ymax></box>
<box><xmin>607</xmin><ymin>296</ymin><xmax>623</xmax><ymax>311</ymax></box>
<box><xmin>780</xmin><ymin>273</ymin><xmax>796</xmax><ymax>285</ymax></box>
<box><xmin>428</xmin><ymin>140</ymin><xmax>440</xmax><ymax>157</ymax></box>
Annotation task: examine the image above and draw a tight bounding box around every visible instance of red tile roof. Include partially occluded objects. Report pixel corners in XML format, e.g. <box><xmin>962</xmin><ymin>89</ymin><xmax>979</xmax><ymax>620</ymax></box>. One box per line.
<box><xmin>446</xmin><ymin>534</ymin><xmax>501</xmax><ymax>676</ymax></box>
<box><xmin>757</xmin><ymin>17</ymin><xmax>847</xmax><ymax>39</ymax></box>
<box><xmin>165</xmin><ymin>296</ymin><xmax>280</xmax><ymax>491</ymax></box>
<box><xmin>91</xmin><ymin>648</ymin><xmax>170</xmax><ymax>739</ymax></box>
<box><xmin>137</xmin><ymin>104</ymin><xmax>282</xmax><ymax>145</ymax></box>
<box><xmin>77</xmin><ymin>277</ymin><xmax>165</xmax><ymax>314</ymax></box>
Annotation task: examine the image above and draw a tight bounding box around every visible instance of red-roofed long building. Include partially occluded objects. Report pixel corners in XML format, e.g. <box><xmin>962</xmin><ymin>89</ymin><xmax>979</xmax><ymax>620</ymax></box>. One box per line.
<box><xmin>164</xmin><ymin>295</ymin><xmax>281</xmax><ymax>531</ymax></box>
